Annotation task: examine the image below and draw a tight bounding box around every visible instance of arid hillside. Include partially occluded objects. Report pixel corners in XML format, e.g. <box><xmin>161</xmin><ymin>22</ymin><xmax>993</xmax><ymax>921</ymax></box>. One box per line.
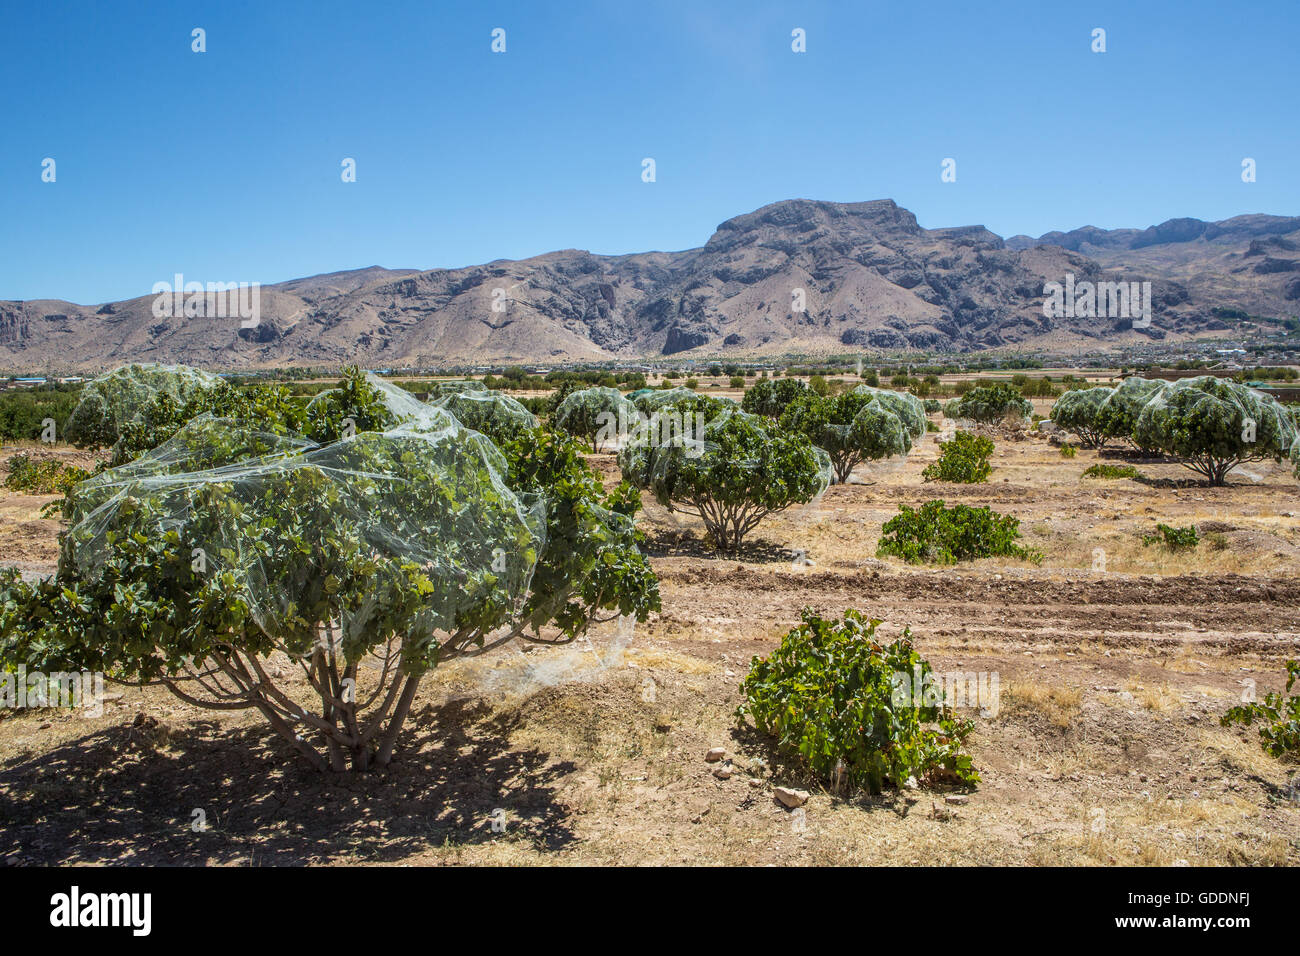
<box><xmin>4</xmin><ymin>200</ymin><xmax>1299</xmax><ymax>372</ymax></box>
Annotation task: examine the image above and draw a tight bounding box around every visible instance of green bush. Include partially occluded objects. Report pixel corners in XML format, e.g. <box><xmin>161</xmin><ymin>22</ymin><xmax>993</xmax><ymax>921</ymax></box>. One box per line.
<box><xmin>1220</xmin><ymin>661</ymin><xmax>1300</xmax><ymax>757</ymax></box>
<box><xmin>877</xmin><ymin>499</ymin><xmax>1040</xmax><ymax>565</ymax></box>
<box><xmin>1142</xmin><ymin>523</ymin><xmax>1199</xmax><ymax>550</ymax></box>
<box><xmin>3</xmin><ymin>454</ymin><xmax>89</xmax><ymax>496</ymax></box>
<box><xmin>1059</xmin><ymin>442</ymin><xmax>1077</xmax><ymax>458</ymax></box>
<box><xmin>736</xmin><ymin>609</ymin><xmax>979</xmax><ymax>794</ymax></box>
<box><xmin>923</xmin><ymin>430</ymin><xmax>994</xmax><ymax>483</ymax></box>
<box><xmin>1082</xmin><ymin>463</ymin><xmax>1143</xmax><ymax>480</ymax></box>
<box><xmin>0</xmin><ymin>387</ymin><xmax>81</xmax><ymax>444</ymax></box>
<box><xmin>943</xmin><ymin>383</ymin><xmax>1032</xmax><ymax>424</ymax></box>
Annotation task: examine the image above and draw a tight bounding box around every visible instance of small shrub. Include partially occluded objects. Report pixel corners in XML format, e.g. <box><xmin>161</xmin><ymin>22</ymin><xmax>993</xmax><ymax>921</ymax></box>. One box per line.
<box><xmin>736</xmin><ymin>609</ymin><xmax>979</xmax><ymax>794</ymax></box>
<box><xmin>1059</xmin><ymin>442</ymin><xmax>1077</xmax><ymax>458</ymax></box>
<box><xmin>3</xmin><ymin>454</ymin><xmax>89</xmax><ymax>496</ymax></box>
<box><xmin>923</xmin><ymin>430</ymin><xmax>994</xmax><ymax>483</ymax></box>
<box><xmin>1220</xmin><ymin>661</ymin><xmax>1300</xmax><ymax>757</ymax></box>
<box><xmin>729</xmin><ymin>375</ymin><xmax>746</xmax><ymax>389</ymax></box>
<box><xmin>1142</xmin><ymin>523</ymin><xmax>1199</xmax><ymax>550</ymax></box>
<box><xmin>1082</xmin><ymin>463</ymin><xmax>1143</xmax><ymax>480</ymax></box>
<box><xmin>1205</xmin><ymin>531</ymin><xmax>1230</xmax><ymax>551</ymax></box>
<box><xmin>877</xmin><ymin>499</ymin><xmax>1041</xmax><ymax>565</ymax></box>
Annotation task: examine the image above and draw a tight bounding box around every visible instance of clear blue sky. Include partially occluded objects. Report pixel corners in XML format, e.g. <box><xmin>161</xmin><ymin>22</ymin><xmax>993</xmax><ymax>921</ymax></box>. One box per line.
<box><xmin>2</xmin><ymin>0</ymin><xmax>1296</xmax><ymax>304</ymax></box>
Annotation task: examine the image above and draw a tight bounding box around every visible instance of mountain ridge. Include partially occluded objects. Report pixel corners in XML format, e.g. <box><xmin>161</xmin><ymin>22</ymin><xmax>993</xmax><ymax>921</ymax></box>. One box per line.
<box><xmin>5</xmin><ymin>199</ymin><xmax>1298</xmax><ymax>372</ymax></box>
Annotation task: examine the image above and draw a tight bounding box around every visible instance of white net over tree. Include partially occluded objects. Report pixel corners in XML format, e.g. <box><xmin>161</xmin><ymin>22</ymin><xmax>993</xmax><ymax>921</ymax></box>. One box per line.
<box><xmin>428</xmin><ymin>389</ymin><xmax>538</xmax><ymax>444</ymax></box>
<box><xmin>851</xmin><ymin>386</ymin><xmax>927</xmax><ymax>442</ymax></box>
<box><xmin>1133</xmin><ymin>376</ymin><xmax>1297</xmax><ymax>484</ymax></box>
<box><xmin>64</xmin><ymin>363</ymin><xmax>224</xmax><ymax>448</ymax></box>
<box><xmin>64</xmin><ymin>412</ymin><xmax>546</xmax><ymax>650</ymax></box>
<box><xmin>7</xmin><ymin>374</ymin><xmax>660</xmax><ymax>771</ymax></box>
<box><xmin>555</xmin><ymin>386</ymin><xmax>638</xmax><ymax>449</ymax></box>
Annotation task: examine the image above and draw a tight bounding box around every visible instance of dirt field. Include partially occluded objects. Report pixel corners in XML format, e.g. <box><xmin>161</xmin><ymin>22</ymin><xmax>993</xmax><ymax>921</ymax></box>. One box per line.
<box><xmin>2</xmin><ymin>424</ymin><xmax>1298</xmax><ymax>867</ymax></box>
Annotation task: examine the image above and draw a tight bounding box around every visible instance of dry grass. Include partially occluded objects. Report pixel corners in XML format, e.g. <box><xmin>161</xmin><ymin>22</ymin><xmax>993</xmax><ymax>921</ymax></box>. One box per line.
<box><xmin>1001</xmin><ymin>681</ymin><xmax>1083</xmax><ymax>730</ymax></box>
<box><xmin>1139</xmin><ymin>683</ymin><xmax>1180</xmax><ymax>713</ymax></box>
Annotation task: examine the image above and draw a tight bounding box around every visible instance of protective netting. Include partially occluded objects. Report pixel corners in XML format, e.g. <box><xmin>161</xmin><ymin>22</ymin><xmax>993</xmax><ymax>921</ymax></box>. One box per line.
<box><xmin>942</xmin><ymin>385</ymin><xmax>1033</xmax><ymax>424</ymax></box>
<box><xmin>555</xmin><ymin>386</ymin><xmax>638</xmax><ymax>448</ymax></box>
<box><xmin>1050</xmin><ymin>387</ymin><xmax>1116</xmax><ymax>444</ymax></box>
<box><xmin>421</xmin><ymin>612</ymin><xmax>640</xmax><ymax>704</ymax></box>
<box><xmin>776</xmin><ymin>388</ymin><xmax>917</xmax><ymax>483</ymax></box>
<box><xmin>740</xmin><ymin>377</ymin><xmax>810</xmax><ymax>418</ymax></box>
<box><xmin>64</xmin><ymin>363</ymin><xmax>224</xmax><ymax>448</ymax></box>
<box><xmin>425</xmin><ymin>379</ymin><xmax>489</xmax><ymax>398</ymax></box>
<box><xmin>851</xmin><ymin>386</ymin><xmax>927</xmax><ymax>442</ymax></box>
<box><xmin>305</xmin><ymin>372</ymin><xmax>437</xmax><ymax>430</ymax></box>
<box><xmin>62</xmin><ymin>411</ymin><xmax>547</xmax><ymax>662</ymax></box>
<box><xmin>428</xmin><ymin>389</ymin><xmax>539</xmax><ymax>444</ymax></box>
<box><xmin>1096</xmin><ymin>377</ymin><xmax>1168</xmax><ymax>440</ymax></box>
<box><xmin>633</xmin><ymin>387</ymin><xmax>736</xmax><ymax>416</ymax></box>
<box><xmin>843</xmin><ymin>401</ymin><xmax>911</xmax><ymax>456</ymax></box>
<box><xmin>1134</xmin><ymin>376</ymin><xmax>1297</xmax><ymax>465</ymax></box>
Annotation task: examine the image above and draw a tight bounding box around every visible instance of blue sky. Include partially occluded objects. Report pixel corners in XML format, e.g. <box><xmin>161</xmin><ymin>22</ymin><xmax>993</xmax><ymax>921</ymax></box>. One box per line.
<box><xmin>2</xmin><ymin>0</ymin><xmax>1296</xmax><ymax>304</ymax></box>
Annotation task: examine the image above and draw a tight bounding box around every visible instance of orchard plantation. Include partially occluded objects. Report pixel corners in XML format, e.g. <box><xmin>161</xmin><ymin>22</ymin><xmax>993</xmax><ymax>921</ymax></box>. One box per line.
<box><xmin>1</xmin><ymin>363</ymin><xmax>1297</xmax><ymax>811</ymax></box>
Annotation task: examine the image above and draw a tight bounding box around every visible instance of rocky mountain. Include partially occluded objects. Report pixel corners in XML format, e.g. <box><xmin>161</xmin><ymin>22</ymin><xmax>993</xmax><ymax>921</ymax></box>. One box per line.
<box><xmin>1005</xmin><ymin>213</ymin><xmax>1300</xmax><ymax>324</ymax></box>
<box><xmin>5</xmin><ymin>199</ymin><xmax>1298</xmax><ymax>372</ymax></box>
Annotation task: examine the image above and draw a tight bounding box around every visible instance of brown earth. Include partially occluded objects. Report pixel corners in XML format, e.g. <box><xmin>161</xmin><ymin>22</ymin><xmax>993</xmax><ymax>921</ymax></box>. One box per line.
<box><xmin>1</xmin><ymin>427</ymin><xmax>1298</xmax><ymax>866</ymax></box>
